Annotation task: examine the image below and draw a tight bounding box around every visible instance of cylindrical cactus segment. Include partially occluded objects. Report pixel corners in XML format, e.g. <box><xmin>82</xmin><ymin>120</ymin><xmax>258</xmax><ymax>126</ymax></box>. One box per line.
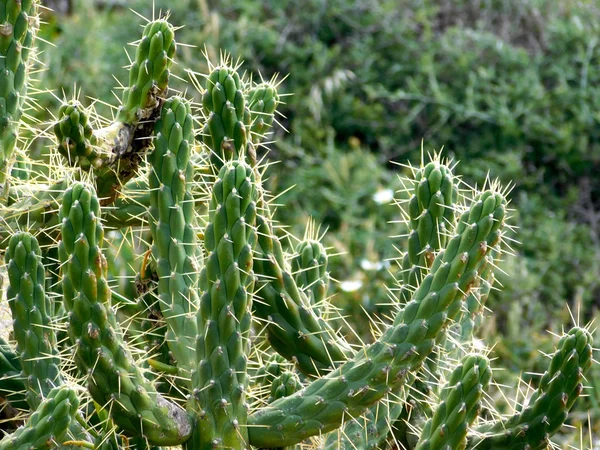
<box><xmin>401</xmin><ymin>159</ymin><xmax>458</xmax><ymax>301</ymax></box>
<box><xmin>188</xmin><ymin>160</ymin><xmax>258</xmax><ymax>450</ymax></box>
<box><xmin>148</xmin><ymin>96</ymin><xmax>199</xmax><ymax>378</ymax></box>
<box><xmin>54</xmin><ymin>100</ymin><xmax>99</xmax><ymax>170</ymax></box>
<box><xmin>253</xmin><ymin>213</ymin><xmax>353</xmax><ymax>377</ymax></box>
<box><xmin>469</xmin><ymin>327</ymin><xmax>593</xmax><ymax>450</ymax></box>
<box><xmin>58</xmin><ymin>183</ymin><xmax>192</xmax><ymax>446</ymax></box>
<box><xmin>248</xmin><ymin>190</ymin><xmax>505</xmax><ymax>448</ymax></box>
<box><xmin>5</xmin><ymin>231</ymin><xmax>61</xmax><ymax>408</ymax></box>
<box><xmin>201</xmin><ymin>65</ymin><xmax>251</xmax><ymax>169</ymax></box>
<box><xmin>0</xmin><ymin>0</ymin><xmax>38</xmax><ymax>191</ymax></box>
<box><xmin>415</xmin><ymin>355</ymin><xmax>491</xmax><ymax>450</ymax></box>
<box><xmin>0</xmin><ymin>386</ymin><xmax>78</xmax><ymax>450</ymax></box>
<box><xmin>247</xmin><ymin>82</ymin><xmax>280</xmax><ymax>145</ymax></box>
<box><xmin>292</xmin><ymin>239</ymin><xmax>329</xmax><ymax>311</ymax></box>
<box><xmin>117</xmin><ymin>19</ymin><xmax>176</xmax><ymax>124</ymax></box>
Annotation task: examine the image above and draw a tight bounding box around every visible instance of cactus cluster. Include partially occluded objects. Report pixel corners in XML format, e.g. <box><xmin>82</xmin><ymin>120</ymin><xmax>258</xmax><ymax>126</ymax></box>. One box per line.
<box><xmin>0</xmin><ymin>3</ymin><xmax>595</xmax><ymax>450</ymax></box>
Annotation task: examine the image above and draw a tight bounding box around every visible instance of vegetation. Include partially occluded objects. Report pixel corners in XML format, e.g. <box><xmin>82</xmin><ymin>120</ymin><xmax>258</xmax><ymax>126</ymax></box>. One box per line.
<box><xmin>0</xmin><ymin>0</ymin><xmax>597</xmax><ymax>448</ymax></box>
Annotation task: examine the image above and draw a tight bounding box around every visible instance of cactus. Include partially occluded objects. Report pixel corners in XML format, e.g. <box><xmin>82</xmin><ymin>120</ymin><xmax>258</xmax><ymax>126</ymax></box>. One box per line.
<box><xmin>0</xmin><ymin>5</ymin><xmax>594</xmax><ymax>450</ymax></box>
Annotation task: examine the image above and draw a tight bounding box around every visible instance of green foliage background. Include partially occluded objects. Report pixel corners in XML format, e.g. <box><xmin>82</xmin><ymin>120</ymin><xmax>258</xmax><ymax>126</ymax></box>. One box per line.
<box><xmin>32</xmin><ymin>0</ymin><xmax>600</xmax><ymax>442</ymax></box>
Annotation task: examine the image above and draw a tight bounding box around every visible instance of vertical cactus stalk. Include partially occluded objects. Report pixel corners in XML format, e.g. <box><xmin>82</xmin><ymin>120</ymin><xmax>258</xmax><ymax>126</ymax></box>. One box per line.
<box><xmin>468</xmin><ymin>327</ymin><xmax>593</xmax><ymax>450</ymax></box>
<box><xmin>415</xmin><ymin>355</ymin><xmax>491</xmax><ymax>450</ymax></box>
<box><xmin>5</xmin><ymin>232</ymin><xmax>60</xmax><ymax>407</ymax></box>
<box><xmin>0</xmin><ymin>0</ymin><xmax>38</xmax><ymax>198</ymax></box>
<box><xmin>148</xmin><ymin>97</ymin><xmax>199</xmax><ymax>379</ymax></box>
<box><xmin>58</xmin><ymin>183</ymin><xmax>192</xmax><ymax>445</ymax></box>
<box><xmin>248</xmin><ymin>190</ymin><xmax>506</xmax><ymax>447</ymax></box>
<box><xmin>187</xmin><ymin>160</ymin><xmax>258</xmax><ymax>450</ymax></box>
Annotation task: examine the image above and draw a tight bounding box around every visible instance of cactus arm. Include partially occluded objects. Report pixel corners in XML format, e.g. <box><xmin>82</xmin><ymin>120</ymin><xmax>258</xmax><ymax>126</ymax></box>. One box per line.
<box><xmin>0</xmin><ymin>0</ymin><xmax>38</xmax><ymax>197</ymax></box>
<box><xmin>291</xmin><ymin>239</ymin><xmax>329</xmax><ymax>312</ymax></box>
<box><xmin>468</xmin><ymin>327</ymin><xmax>593</xmax><ymax>450</ymax></box>
<box><xmin>248</xmin><ymin>190</ymin><xmax>505</xmax><ymax>447</ymax></box>
<box><xmin>400</xmin><ymin>159</ymin><xmax>458</xmax><ymax>302</ymax></box>
<box><xmin>54</xmin><ymin>100</ymin><xmax>100</xmax><ymax>171</ymax></box>
<box><xmin>0</xmin><ymin>386</ymin><xmax>78</xmax><ymax>450</ymax></box>
<box><xmin>253</xmin><ymin>212</ymin><xmax>353</xmax><ymax>377</ymax></box>
<box><xmin>201</xmin><ymin>65</ymin><xmax>251</xmax><ymax>169</ymax></box>
<box><xmin>247</xmin><ymin>82</ymin><xmax>280</xmax><ymax>146</ymax></box>
<box><xmin>148</xmin><ymin>97</ymin><xmax>200</xmax><ymax>380</ymax></box>
<box><xmin>415</xmin><ymin>355</ymin><xmax>491</xmax><ymax>450</ymax></box>
<box><xmin>117</xmin><ymin>20</ymin><xmax>175</xmax><ymax>125</ymax></box>
<box><xmin>0</xmin><ymin>336</ymin><xmax>28</xmax><ymax>410</ymax></box>
<box><xmin>58</xmin><ymin>183</ymin><xmax>192</xmax><ymax>446</ymax></box>
<box><xmin>186</xmin><ymin>160</ymin><xmax>258</xmax><ymax>450</ymax></box>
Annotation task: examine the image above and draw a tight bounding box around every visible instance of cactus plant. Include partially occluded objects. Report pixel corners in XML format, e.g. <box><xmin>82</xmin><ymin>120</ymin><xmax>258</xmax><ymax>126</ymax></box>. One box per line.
<box><xmin>0</xmin><ymin>3</ymin><xmax>595</xmax><ymax>450</ymax></box>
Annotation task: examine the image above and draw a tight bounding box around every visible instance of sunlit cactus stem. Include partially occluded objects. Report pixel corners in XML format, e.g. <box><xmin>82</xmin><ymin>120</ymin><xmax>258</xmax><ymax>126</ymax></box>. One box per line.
<box><xmin>0</xmin><ymin>0</ymin><xmax>38</xmax><ymax>198</ymax></box>
<box><xmin>58</xmin><ymin>183</ymin><xmax>192</xmax><ymax>446</ymax></box>
<box><xmin>187</xmin><ymin>160</ymin><xmax>258</xmax><ymax>450</ymax></box>
<box><xmin>148</xmin><ymin>96</ymin><xmax>199</xmax><ymax>379</ymax></box>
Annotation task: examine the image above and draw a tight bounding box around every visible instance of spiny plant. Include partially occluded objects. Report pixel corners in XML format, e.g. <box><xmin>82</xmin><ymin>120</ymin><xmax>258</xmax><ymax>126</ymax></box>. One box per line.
<box><xmin>0</xmin><ymin>2</ymin><xmax>595</xmax><ymax>449</ymax></box>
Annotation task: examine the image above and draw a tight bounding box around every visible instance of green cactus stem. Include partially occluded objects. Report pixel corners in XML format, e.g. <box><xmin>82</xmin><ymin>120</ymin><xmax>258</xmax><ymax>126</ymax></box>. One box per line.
<box><xmin>253</xmin><ymin>211</ymin><xmax>353</xmax><ymax>377</ymax></box>
<box><xmin>400</xmin><ymin>158</ymin><xmax>458</xmax><ymax>303</ymax></box>
<box><xmin>58</xmin><ymin>183</ymin><xmax>192</xmax><ymax>445</ymax></box>
<box><xmin>117</xmin><ymin>20</ymin><xmax>175</xmax><ymax>125</ymax></box>
<box><xmin>247</xmin><ymin>81</ymin><xmax>280</xmax><ymax>145</ymax></box>
<box><xmin>291</xmin><ymin>239</ymin><xmax>329</xmax><ymax>313</ymax></box>
<box><xmin>248</xmin><ymin>190</ymin><xmax>505</xmax><ymax>447</ymax></box>
<box><xmin>9</xmin><ymin>152</ymin><xmax>30</xmax><ymax>180</ymax></box>
<box><xmin>415</xmin><ymin>354</ymin><xmax>491</xmax><ymax>450</ymax></box>
<box><xmin>0</xmin><ymin>386</ymin><xmax>78</xmax><ymax>450</ymax></box>
<box><xmin>54</xmin><ymin>100</ymin><xmax>100</xmax><ymax>170</ymax></box>
<box><xmin>468</xmin><ymin>327</ymin><xmax>593</xmax><ymax>450</ymax></box>
<box><xmin>0</xmin><ymin>0</ymin><xmax>38</xmax><ymax>197</ymax></box>
<box><xmin>201</xmin><ymin>65</ymin><xmax>251</xmax><ymax>169</ymax></box>
<box><xmin>187</xmin><ymin>160</ymin><xmax>258</xmax><ymax>450</ymax></box>
<box><xmin>148</xmin><ymin>97</ymin><xmax>199</xmax><ymax>379</ymax></box>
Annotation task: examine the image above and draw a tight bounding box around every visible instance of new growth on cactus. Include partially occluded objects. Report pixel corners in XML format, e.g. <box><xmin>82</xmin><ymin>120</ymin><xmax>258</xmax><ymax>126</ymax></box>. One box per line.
<box><xmin>0</xmin><ymin>3</ymin><xmax>595</xmax><ymax>450</ymax></box>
